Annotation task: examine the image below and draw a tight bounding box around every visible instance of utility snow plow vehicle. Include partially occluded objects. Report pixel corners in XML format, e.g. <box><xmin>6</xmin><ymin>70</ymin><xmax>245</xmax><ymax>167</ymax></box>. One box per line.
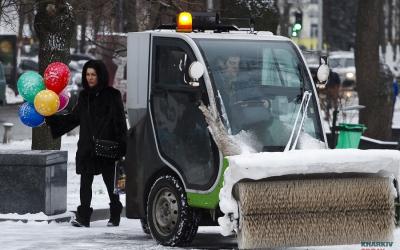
<box><xmin>124</xmin><ymin>12</ymin><xmax>400</xmax><ymax>249</ymax></box>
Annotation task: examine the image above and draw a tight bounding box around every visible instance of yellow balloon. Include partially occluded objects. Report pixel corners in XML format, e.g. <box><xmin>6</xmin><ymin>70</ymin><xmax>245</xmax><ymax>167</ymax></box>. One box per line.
<box><xmin>34</xmin><ymin>89</ymin><xmax>60</xmax><ymax>116</ymax></box>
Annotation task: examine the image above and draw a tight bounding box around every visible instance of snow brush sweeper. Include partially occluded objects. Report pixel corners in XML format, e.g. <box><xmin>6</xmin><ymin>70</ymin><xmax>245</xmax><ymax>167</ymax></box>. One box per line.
<box><xmin>124</xmin><ymin>12</ymin><xmax>400</xmax><ymax>249</ymax></box>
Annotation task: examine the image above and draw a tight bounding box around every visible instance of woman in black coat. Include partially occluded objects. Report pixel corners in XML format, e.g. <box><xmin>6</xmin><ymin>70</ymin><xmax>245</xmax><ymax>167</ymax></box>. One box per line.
<box><xmin>46</xmin><ymin>60</ymin><xmax>127</xmax><ymax>227</ymax></box>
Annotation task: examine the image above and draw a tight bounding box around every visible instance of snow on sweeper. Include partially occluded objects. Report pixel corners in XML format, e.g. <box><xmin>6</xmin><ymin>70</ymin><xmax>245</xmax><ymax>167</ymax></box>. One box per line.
<box><xmin>124</xmin><ymin>12</ymin><xmax>400</xmax><ymax>249</ymax></box>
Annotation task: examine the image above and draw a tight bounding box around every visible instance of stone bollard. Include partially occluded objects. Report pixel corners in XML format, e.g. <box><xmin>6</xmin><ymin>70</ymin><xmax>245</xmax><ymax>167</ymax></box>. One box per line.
<box><xmin>2</xmin><ymin>122</ymin><xmax>13</xmax><ymax>144</ymax></box>
<box><xmin>0</xmin><ymin>150</ymin><xmax>68</xmax><ymax>215</ymax></box>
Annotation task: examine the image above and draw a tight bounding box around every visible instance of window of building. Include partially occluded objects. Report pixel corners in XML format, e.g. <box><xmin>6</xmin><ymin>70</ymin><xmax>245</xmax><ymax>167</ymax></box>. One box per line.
<box><xmin>310</xmin><ymin>24</ymin><xmax>318</xmax><ymax>37</ymax></box>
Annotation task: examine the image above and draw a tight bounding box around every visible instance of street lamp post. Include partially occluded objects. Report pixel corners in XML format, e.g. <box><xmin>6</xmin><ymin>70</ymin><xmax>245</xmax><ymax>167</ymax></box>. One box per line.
<box><xmin>318</xmin><ymin>0</ymin><xmax>323</xmax><ymax>51</ymax></box>
<box><xmin>207</xmin><ymin>0</ymin><xmax>214</xmax><ymax>12</ymax></box>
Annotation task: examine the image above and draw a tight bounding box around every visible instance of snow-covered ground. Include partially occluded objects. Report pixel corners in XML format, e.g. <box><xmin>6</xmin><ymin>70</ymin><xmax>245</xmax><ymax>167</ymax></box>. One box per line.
<box><xmin>1</xmin><ymin>132</ymin><xmax>400</xmax><ymax>249</ymax></box>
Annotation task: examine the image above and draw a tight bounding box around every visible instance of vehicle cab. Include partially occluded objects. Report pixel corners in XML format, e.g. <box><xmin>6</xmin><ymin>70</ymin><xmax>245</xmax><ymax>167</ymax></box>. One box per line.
<box><xmin>125</xmin><ymin>12</ymin><xmax>327</xmax><ymax>246</ymax></box>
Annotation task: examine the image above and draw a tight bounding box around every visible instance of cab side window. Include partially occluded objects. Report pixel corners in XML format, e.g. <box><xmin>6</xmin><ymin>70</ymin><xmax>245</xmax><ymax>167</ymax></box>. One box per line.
<box><xmin>155</xmin><ymin>46</ymin><xmax>192</xmax><ymax>87</ymax></box>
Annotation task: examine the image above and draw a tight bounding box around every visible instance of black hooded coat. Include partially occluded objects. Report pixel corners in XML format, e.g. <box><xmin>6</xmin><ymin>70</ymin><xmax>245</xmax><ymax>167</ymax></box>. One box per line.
<box><xmin>47</xmin><ymin>60</ymin><xmax>127</xmax><ymax>175</ymax></box>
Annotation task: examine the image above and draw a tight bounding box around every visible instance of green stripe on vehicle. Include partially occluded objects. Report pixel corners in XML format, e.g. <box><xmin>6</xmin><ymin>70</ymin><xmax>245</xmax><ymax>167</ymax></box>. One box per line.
<box><xmin>187</xmin><ymin>158</ymin><xmax>229</xmax><ymax>209</ymax></box>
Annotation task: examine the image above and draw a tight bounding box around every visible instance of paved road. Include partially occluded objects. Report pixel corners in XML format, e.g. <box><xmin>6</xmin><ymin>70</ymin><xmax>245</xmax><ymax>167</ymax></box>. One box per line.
<box><xmin>90</xmin><ymin>209</ymin><xmax>237</xmax><ymax>249</ymax></box>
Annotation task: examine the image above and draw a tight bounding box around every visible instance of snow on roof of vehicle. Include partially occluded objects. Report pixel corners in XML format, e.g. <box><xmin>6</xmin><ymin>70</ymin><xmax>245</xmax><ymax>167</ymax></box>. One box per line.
<box><xmin>148</xmin><ymin>30</ymin><xmax>290</xmax><ymax>41</ymax></box>
<box><xmin>150</xmin><ymin>11</ymin><xmax>288</xmax><ymax>42</ymax></box>
<box><xmin>329</xmin><ymin>51</ymin><xmax>354</xmax><ymax>58</ymax></box>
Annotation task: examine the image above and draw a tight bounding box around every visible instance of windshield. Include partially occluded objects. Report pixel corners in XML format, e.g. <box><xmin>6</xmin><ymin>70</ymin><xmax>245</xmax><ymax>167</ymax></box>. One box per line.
<box><xmin>195</xmin><ymin>39</ymin><xmax>324</xmax><ymax>151</ymax></box>
<box><xmin>345</xmin><ymin>58</ymin><xmax>355</xmax><ymax>67</ymax></box>
<box><xmin>329</xmin><ymin>57</ymin><xmax>354</xmax><ymax>68</ymax></box>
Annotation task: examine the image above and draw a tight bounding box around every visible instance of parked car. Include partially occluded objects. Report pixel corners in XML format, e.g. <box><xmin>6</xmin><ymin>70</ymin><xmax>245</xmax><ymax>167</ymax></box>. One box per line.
<box><xmin>70</xmin><ymin>53</ymin><xmax>95</xmax><ymax>62</ymax></box>
<box><xmin>17</xmin><ymin>56</ymin><xmax>39</xmax><ymax>79</ymax></box>
<box><xmin>329</xmin><ymin>51</ymin><xmax>396</xmax><ymax>90</ymax></box>
<box><xmin>0</xmin><ymin>62</ymin><xmax>6</xmax><ymax>105</ymax></box>
<box><xmin>328</xmin><ymin>51</ymin><xmax>356</xmax><ymax>87</ymax></box>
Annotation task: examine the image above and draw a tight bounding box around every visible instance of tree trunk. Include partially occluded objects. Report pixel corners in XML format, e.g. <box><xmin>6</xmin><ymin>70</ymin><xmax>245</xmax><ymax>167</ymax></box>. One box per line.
<box><xmin>356</xmin><ymin>0</ymin><xmax>392</xmax><ymax>140</ymax></box>
<box><xmin>279</xmin><ymin>0</ymin><xmax>291</xmax><ymax>37</ymax></box>
<box><xmin>398</xmin><ymin>1</ymin><xmax>400</xmax><ymax>48</ymax></box>
<box><xmin>388</xmin><ymin>0</ymin><xmax>393</xmax><ymax>44</ymax></box>
<box><xmin>279</xmin><ymin>0</ymin><xmax>289</xmax><ymax>37</ymax></box>
<box><xmin>136</xmin><ymin>0</ymin><xmax>151</xmax><ymax>31</ymax></box>
<box><xmin>32</xmin><ymin>0</ymin><xmax>75</xmax><ymax>150</ymax></box>
<box><xmin>124</xmin><ymin>0</ymin><xmax>137</xmax><ymax>32</ymax></box>
<box><xmin>18</xmin><ymin>1</ymin><xmax>25</xmax><ymax>39</ymax></box>
<box><xmin>324</xmin><ymin>0</ymin><xmax>357</xmax><ymax>51</ymax></box>
<box><xmin>379</xmin><ymin>0</ymin><xmax>386</xmax><ymax>54</ymax></box>
<box><xmin>79</xmin><ymin>14</ymin><xmax>87</xmax><ymax>53</ymax></box>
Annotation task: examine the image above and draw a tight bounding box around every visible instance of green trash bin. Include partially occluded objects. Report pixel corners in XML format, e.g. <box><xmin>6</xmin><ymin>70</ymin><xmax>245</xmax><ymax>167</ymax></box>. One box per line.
<box><xmin>335</xmin><ymin>123</ymin><xmax>367</xmax><ymax>149</ymax></box>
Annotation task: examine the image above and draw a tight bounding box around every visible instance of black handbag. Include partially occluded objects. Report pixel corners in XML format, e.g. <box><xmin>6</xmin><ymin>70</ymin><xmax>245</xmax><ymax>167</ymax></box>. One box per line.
<box><xmin>94</xmin><ymin>138</ymin><xmax>120</xmax><ymax>159</ymax></box>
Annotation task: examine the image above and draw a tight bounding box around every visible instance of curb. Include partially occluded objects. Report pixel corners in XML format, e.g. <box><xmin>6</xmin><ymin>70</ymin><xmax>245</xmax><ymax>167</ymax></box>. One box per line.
<box><xmin>0</xmin><ymin>208</ymin><xmax>126</xmax><ymax>223</ymax></box>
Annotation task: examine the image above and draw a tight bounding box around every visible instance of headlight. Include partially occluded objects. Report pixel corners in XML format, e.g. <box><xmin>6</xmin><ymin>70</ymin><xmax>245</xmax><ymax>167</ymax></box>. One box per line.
<box><xmin>346</xmin><ymin>72</ymin><xmax>355</xmax><ymax>80</ymax></box>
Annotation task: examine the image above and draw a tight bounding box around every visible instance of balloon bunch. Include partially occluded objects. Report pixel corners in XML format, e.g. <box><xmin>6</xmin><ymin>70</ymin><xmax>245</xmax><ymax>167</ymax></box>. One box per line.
<box><xmin>17</xmin><ymin>62</ymin><xmax>71</xmax><ymax>127</ymax></box>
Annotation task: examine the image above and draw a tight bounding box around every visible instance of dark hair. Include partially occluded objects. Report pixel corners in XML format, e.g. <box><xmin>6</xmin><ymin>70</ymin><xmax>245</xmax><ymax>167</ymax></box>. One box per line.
<box><xmin>81</xmin><ymin>60</ymin><xmax>109</xmax><ymax>90</ymax></box>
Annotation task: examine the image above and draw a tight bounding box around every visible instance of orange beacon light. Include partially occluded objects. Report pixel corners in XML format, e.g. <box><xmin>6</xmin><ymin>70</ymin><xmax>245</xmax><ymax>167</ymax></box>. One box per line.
<box><xmin>177</xmin><ymin>12</ymin><xmax>192</xmax><ymax>32</ymax></box>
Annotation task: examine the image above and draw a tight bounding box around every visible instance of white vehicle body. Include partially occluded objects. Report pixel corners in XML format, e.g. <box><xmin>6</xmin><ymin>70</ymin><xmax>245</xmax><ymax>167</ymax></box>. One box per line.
<box><xmin>123</xmin><ymin>26</ymin><xmax>400</xmax><ymax>249</ymax></box>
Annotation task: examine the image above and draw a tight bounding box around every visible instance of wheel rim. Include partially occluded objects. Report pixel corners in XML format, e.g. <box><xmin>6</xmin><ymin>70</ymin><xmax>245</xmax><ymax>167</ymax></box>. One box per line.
<box><xmin>152</xmin><ymin>187</ymin><xmax>179</xmax><ymax>236</ymax></box>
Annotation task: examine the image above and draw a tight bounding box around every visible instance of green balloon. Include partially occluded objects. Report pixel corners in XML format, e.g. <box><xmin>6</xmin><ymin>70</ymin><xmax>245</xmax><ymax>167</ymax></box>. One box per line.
<box><xmin>17</xmin><ymin>71</ymin><xmax>45</xmax><ymax>103</ymax></box>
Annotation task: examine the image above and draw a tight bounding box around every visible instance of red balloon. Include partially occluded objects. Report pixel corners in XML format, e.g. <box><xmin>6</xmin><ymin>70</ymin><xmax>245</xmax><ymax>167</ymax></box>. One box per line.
<box><xmin>44</xmin><ymin>62</ymin><xmax>71</xmax><ymax>94</ymax></box>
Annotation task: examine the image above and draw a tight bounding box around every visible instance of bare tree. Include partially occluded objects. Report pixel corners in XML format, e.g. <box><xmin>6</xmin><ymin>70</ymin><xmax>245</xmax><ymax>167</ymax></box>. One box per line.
<box><xmin>278</xmin><ymin>0</ymin><xmax>291</xmax><ymax>37</ymax></box>
<box><xmin>388</xmin><ymin>0</ymin><xmax>393</xmax><ymax>45</ymax></box>
<box><xmin>31</xmin><ymin>0</ymin><xmax>75</xmax><ymax>150</ymax></box>
<box><xmin>124</xmin><ymin>0</ymin><xmax>137</xmax><ymax>32</ymax></box>
<box><xmin>136</xmin><ymin>0</ymin><xmax>151</xmax><ymax>31</ymax></box>
<box><xmin>0</xmin><ymin>1</ymin><xmax>19</xmax><ymax>29</ymax></box>
<box><xmin>198</xmin><ymin>103</ymin><xmax>241</xmax><ymax>156</ymax></box>
<box><xmin>356</xmin><ymin>0</ymin><xmax>392</xmax><ymax>140</ymax></box>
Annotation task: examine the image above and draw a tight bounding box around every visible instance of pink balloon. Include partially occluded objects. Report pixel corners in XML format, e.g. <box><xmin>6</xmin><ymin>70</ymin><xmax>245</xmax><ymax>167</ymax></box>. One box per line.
<box><xmin>58</xmin><ymin>91</ymin><xmax>70</xmax><ymax>111</ymax></box>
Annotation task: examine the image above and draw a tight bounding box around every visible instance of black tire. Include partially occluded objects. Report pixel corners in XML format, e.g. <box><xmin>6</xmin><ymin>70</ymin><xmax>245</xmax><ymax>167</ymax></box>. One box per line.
<box><xmin>140</xmin><ymin>218</ymin><xmax>151</xmax><ymax>235</ymax></box>
<box><xmin>147</xmin><ymin>175</ymin><xmax>199</xmax><ymax>246</ymax></box>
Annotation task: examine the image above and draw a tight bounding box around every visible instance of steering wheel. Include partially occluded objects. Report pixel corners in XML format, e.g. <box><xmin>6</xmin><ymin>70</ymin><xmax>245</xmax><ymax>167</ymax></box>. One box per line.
<box><xmin>229</xmin><ymin>98</ymin><xmax>273</xmax><ymax>132</ymax></box>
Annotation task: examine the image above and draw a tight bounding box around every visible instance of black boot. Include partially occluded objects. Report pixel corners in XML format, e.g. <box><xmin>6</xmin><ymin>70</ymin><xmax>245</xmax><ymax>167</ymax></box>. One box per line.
<box><xmin>107</xmin><ymin>202</ymin><xmax>122</xmax><ymax>227</ymax></box>
<box><xmin>71</xmin><ymin>206</ymin><xmax>93</xmax><ymax>227</ymax></box>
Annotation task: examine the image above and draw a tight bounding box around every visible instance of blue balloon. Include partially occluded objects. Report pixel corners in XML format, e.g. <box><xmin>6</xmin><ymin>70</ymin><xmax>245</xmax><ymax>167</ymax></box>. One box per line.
<box><xmin>18</xmin><ymin>102</ymin><xmax>44</xmax><ymax>127</ymax></box>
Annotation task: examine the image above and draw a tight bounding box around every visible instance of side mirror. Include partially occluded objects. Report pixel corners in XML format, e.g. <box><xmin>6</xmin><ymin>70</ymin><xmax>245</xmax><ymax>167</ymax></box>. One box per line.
<box><xmin>188</xmin><ymin>61</ymin><xmax>204</xmax><ymax>87</ymax></box>
<box><xmin>317</xmin><ymin>56</ymin><xmax>329</xmax><ymax>84</ymax></box>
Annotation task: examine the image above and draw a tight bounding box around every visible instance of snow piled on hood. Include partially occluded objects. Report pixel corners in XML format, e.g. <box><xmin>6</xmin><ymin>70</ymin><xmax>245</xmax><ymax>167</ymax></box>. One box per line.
<box><xmin>218</xmin><ymin>149</ymin><xmax>400</xmax><ymax>236</ymax></box>
<box><xmin>230</xmin><ymin>130</ymin><xmax>262</xmax><ymax>153</ymax></box>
